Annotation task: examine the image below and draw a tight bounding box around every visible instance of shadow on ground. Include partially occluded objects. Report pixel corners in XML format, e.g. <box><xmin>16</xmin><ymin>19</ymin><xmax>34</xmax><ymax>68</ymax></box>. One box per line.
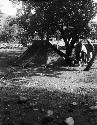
<box><xmin>0</xmin><ymin>86</ymin><xmax>97</xmax><ymax>125</ymax></box>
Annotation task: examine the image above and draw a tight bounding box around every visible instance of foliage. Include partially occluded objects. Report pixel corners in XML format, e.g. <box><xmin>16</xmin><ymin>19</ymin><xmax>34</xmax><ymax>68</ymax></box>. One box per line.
<box><xmin>0</xmin><ymin>25</ymin><xmax>12</xmax><ymax>42</ymax></box>
<box><xmin>0</xmin><ymin>17</ymin><xmax>19</xmax><ymax>43</ymax></box>
<box><xmin>11</xmin><ymin>0</ymin><xmax>97</xmax><ymax>41</ymax></box>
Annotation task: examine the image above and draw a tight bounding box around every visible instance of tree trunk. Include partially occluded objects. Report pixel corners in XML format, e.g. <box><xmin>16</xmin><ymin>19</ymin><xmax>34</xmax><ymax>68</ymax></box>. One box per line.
<box><xmin>45</xmin><ymin>32</ymin><xmax>69</xmax><ymax>66</ymax></box>
<box><xmin>58</xmin><ymin>26</ymin><xmax>79</xmax><ymax>65</ymax></box>
<box><xmin>46</xmin><ymin>31</ymin><xmax>69</xmax><ymax>62</ymax></box>
<box><xmin>65</xmin><ymin>35</ymin><xmax>79</xmax><ymax>65</ymax></box>
<box><xmin>84</xmin><ymin>49</ymin><xmax>97</xmax><ymax>71</ymax></box>
<box><xmin>57</xmin><ymin>27</ymin><xmax>72</xmax><ymax>65</ymax></box>
<box><xmin>49</xmin><ymin>43</ymin><xmax>72</xmax><ymax>65</ymax></box>
<box><xmin>50</xmin><ymin>43</ymin><xmax>66</xmax><ymax>57</ymax></box>
<box><xmin>58</xmin><ymin>27</ymin><xmax>69</xmax><ymax>48</ymax></box>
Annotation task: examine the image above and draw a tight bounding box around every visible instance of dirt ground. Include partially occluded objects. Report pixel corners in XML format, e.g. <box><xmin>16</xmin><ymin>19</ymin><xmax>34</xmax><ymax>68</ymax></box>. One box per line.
<box><xmin>0</xmin><ymin>48</ymin><xmax>97</xmax><ymax>125</ymax></box>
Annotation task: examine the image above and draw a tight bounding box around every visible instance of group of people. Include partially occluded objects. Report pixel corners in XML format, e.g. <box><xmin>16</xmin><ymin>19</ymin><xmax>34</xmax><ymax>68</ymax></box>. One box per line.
<box><xmin>71</xmin><ymin>39</ymin><xmax>94</xmax><ymax>66</ymax></box>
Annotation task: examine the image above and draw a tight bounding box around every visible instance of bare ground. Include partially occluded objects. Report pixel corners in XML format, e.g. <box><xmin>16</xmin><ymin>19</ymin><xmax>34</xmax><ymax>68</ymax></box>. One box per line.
<box><xmin>0</xmin><ymin>48</ymin><xmax>97</xmax><ymax>125</ymax></box>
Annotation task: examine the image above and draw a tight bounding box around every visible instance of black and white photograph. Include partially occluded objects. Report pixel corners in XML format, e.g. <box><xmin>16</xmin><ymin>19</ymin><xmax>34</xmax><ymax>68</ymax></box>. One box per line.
<box><xmin>0</xmin><ymin>0</ymin><xmax>97</xmax><ymax>124</ymax></box>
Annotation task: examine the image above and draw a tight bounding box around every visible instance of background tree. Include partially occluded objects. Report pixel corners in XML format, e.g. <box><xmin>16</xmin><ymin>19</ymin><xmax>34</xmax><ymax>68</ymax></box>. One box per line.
<box><xmin>0</xmin><ymin>20</ymin><xmax>13</xmax><ymax>42</ymax></box>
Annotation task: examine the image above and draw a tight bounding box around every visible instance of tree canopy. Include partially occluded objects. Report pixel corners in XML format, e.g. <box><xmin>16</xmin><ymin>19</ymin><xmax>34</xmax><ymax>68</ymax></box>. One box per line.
<box><xmin>11</xmin><ymin>0</ymin><xmax>97</xmax><ymax>41</ymax></box>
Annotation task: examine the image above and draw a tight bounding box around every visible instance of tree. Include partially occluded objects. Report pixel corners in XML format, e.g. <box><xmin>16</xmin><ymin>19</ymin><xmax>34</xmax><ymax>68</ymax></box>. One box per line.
<box><xmin>0</xmin><ymin>23</ymin><xmax>12</xmax><ymax>42</ymax></box>
<box><xmin>11</xmin><ymin>0</ymin><xmax>97</xmax><ymax>67</ymax></box>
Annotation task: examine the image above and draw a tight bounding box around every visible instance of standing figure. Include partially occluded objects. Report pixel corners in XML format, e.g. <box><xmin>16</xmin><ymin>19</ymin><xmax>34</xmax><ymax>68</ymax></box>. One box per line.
<box><xmin>86</xmin><ymin>39</ymin><xmax>94</xmax><ymax>62</ymax></box>
<box><xmin>74</xmin><ymin>40</ymin><xmax>87</xmax><ymax>66</ymax></box>
<box><xmin>80</xmin><ymin>43</ymin><xmax>87</xmax><ymax>66</ymax></box>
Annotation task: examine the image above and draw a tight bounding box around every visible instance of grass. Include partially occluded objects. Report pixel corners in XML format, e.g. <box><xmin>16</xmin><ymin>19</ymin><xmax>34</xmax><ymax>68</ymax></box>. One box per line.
<box><xmin>0</xmin><ymin>47</ymin><xmax>97</xmax><ymax>125</ymax></box>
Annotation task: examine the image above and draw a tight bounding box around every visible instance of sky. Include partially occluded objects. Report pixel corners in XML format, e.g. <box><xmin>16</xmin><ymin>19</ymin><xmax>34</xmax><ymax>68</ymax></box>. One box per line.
<box><xmin>0</xmin><ymin>0</ymin><xmax>23</xmax><ymax>28</ymax></box>
<box><xmin>0</xmin><ymin>0</ymin><xmax>36</xmax><ymax>28</ymax></box>
<box><xmin>0</xmin><ymin>0</ymin><xmax>22</xmax><ymax>16</ymax></box>
<box><xmin>94</xmin><ymin>0</ymin><xmax>97</xmax><ymax>2</ymax></box>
